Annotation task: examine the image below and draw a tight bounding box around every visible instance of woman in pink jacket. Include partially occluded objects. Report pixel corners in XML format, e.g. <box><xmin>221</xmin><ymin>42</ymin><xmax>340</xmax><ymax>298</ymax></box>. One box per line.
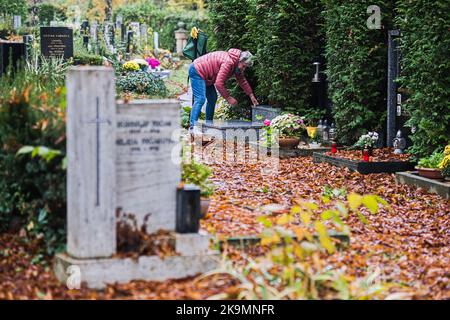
<box><xmin>189</xmin><ymin>48</ymin><xmax>259</xmax><ymax>132</ymax></box>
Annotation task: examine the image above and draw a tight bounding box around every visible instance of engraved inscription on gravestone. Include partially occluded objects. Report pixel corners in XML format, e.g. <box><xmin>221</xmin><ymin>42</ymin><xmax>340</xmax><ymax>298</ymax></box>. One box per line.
<box><xmin>40</xmin><ymin>27</ymin><xmax>73</xmax><ymax>60</ymax></box>
<box><xmin>115</xmin><ymin>101</ymin><xmax>181</xmax><ymax>233</ymax></box>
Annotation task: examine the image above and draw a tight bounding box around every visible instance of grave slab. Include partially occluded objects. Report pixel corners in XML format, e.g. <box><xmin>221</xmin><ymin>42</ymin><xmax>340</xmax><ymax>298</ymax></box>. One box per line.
<box><xmin>252</xmin><ymin>105</ymin><xmax>281</xmax><ymax>122</ymax></box>
<box><xmin>55</xmin><ymin>250</ymin><xmax>218</xmax><ymax>290</ymax></box>
<box><xmin>395</xmin><ymin>171</ymin><xmax>450</xmax><ymax>199</ymax></box>
<box><xmin>198</xmin><ymin>120</ymin><xmax>264</xmax><ymax>142</ymax></box>
<box><xmin>313</xmin><ymin>152</ymin><xmax>415</xmax><ymax>174</ymax></box>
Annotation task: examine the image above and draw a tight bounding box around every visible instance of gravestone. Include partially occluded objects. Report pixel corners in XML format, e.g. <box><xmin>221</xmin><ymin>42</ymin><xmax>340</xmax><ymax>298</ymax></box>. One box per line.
<box><xmin>13</xmin><ymin>15</ymin><xmax>21</xmax><ymax>30</ymax></box>
<box><xmin>55</xmin><ymin>67</ymin><xmax>217</xmax><ymax>289</ymax></box>
<box><xmin>387</xmin><ymin>30</ymin><xmax>411</xmax><ymax>148</ymax></box>
<box><xmin>80</xmin><ymin>20</ymin><xmax>89</xmax><ymax>48</ymax></box>
<box><xmin>0</xmin><ymin>41</ymin><xmax>25</xmax><ymax>76</ymax></box>
<box><xmin>40</xmin><ymin>27</ymin><xmax>73</xmax><ymax>60</ymax></box>
<box><xmin>252</xmin><ymin>105</ymin><xmax>281</xmax><ymax>123</ymax></box>
<box><xmin>153</xmin><ymin>31</ymin><xmax>159</xmax><ymax>55</ymax></box>
<box><xmin>116</xmin><ymin>100</ymin><xmax>180</xmax><ymax>233</ymax></box>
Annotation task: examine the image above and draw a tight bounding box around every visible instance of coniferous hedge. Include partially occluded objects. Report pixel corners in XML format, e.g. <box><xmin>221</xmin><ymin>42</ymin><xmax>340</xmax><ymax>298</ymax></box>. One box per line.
<box><xmin>252</xmin><ymin>0</ymin><xmax>323</xmax><ymax>114</ymax></box>
<box><xmin>208</xmin><ymin>0</ymin><xmax>324</xmax><ymax>117</ymax></box>
<box><xmin>396</xmin><ymin>0</ymin><xmax>450</xmax><ymax>158</ymax></box>
<box><xmin>322</xmin><ymin>1</ymin><xmax>394</xmax><ymax>145</ymax></box>
<box><xmin>208</xmin><ymin>0</ymin><xmax>256</xmax><ymax>119</ymax></box>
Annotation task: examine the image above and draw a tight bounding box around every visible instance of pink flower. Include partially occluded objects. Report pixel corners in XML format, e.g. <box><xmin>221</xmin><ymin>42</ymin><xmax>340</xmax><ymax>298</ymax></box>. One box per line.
<box><xmin>263</xmin><ymin>119</ymin><xmax>271</xmax><ymax>126</ymax></box>
<box><xmin>297</xmin><ymin>119</ymin><xmax>304</xmax><ymax>125</ymax></box>
<box><xmin>146</xmin><ymin>57</ymin><xmax>160</xmax><ymax>69</ymax></box>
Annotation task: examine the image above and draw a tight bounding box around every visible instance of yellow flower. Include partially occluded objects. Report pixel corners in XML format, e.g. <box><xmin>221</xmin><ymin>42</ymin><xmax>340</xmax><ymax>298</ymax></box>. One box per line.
<box><xmin>123</xmin><ymin>61</ymin><xmax>140</xmax><ymax>72</ymax></box>
<box><xmin>438</xmin><ymin>154</ymin><xmax>450</xmax><ymax>169</ymax></box>
<box><xmin>444</xmin><ymin>145</ymin><xmax>450</xmax><ymax>156</ymax></box>
<box><xmin>190</xmin><ymin>27</ymin><xmax>199</xmax><ymax>39</ymax></box>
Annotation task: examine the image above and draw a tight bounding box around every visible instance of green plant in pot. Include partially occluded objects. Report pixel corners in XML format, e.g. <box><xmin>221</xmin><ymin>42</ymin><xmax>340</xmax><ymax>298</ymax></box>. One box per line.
<box><xmin>269</xmin><ymin>114</ymin><xmax>307</xmax><ymax>149</ymax></box>
<box><xmin>416</xmin><ymin>151</ymin><xmax>444</xmax><ymax>179</ymax></box>
<box><xmin>181</xmin><ymin>160</ymin><xmax>215</xmax><ymax>218</ymax></box>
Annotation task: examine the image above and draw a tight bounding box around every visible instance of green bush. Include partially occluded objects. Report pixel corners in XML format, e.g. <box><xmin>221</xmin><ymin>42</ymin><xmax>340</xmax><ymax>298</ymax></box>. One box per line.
<box><xmin>0</xmin><ymin>64</ymin><xmax>67</xmax><ymax>257</ymax></box>
<box><xmin>395</xmin><ymin>1</ymin><xmax>450</xmax><ymax>158</ymax></box>
<box><xmin>182</xmin><ymin>160</ymin><xmax>215</xmax><ymax>198</ymax></box>
<box><xmin>322</xmin><ymin>0</ymin><xmax>394</xmax><ymax>145</ymax></box>
<box><xmin>73</xmin><ymin>52</ymin><xmax>104</xmax><ymax>66</ymax></box>
<box><xmin>114</xmin><ymin>3</ymin><xmax>208</xmax><ymax>51</ymax></box>
<box><xmin>117</xmin><ymin>71</ymin><xmax>167</xmax><ymax>96</ymax></box>
<box><xmin>0</xmin><ymin>0</ymin><xmax>27</xmax><ymax>18</ymax></box>
<box><xmin>34</xmin><ymin>3</ymin><xmax>67</xmax><ymax>26</ymax></box>
<box><xmin>251</xmin><ymin>0</ymin><xmax>324</xmax><ymax>115</ymax></box>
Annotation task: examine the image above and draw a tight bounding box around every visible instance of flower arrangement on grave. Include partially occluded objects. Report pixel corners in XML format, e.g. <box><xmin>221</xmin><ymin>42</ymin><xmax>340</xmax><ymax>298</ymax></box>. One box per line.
<box><xmin>133</xmin><ymin>58</ymin><xmax>149</xmax><ymax>71</ymax></box>
<box><xmin>354</xmin><ymin>132</ymin><xmax>379</xmax><ymax>150</ymax></box>
<box><xmin>269</xmin><ymin>114</ymin><xmax>307</xmax><ymax>138</ymax></box>
<box><xmin>438</xmin><ymin>145</ymin><xmax>450</xmax><ymax>179</ymax></box>
<box><xmin>146</xmin><ymin>57</ymin><xmax>161</xmax><ymax>70</ymax></box>
<box><xmin>264</xmin><ymin>114</ymin><xmax>307</xmax><ymax>149</ymax></box>
<box><xmin>123</xmin><ymin>60</ymin><xmax>140</xmax><ymax>72</ymax></box>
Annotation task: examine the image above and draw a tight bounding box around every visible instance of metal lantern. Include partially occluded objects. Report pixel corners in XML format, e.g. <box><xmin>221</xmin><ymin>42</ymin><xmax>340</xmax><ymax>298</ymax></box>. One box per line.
<box><xmin>312</xmin><ymin>62</ymin><xmax>321</xmax><ymax>83</ymax></box>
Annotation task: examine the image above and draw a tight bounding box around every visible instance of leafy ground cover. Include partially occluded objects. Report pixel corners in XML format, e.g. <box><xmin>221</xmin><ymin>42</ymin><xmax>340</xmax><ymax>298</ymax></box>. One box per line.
<box><xmin>0</xmin><ymin>156</ymin><xmax>448</xmax><ymax>299</ymax></box>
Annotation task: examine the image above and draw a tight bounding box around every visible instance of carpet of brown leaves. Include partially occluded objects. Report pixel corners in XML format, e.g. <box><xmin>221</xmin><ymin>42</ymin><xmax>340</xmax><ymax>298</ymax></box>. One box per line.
<box><xmin>325</xmin><ymin>148</ymin><xmax>412</xmax><ymax>162</ymax></box>
<box><xmin>0</xmin><ymin>156</ymin><xmax>448</xmax><ymax>299</ymax></box>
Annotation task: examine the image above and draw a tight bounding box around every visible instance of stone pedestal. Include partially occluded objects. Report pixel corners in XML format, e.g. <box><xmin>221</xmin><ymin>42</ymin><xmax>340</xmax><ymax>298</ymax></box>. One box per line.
<box><xmin>175</xmin><ymin>29</ymin><xmax>188</xmax><ymax>55</ymax></box>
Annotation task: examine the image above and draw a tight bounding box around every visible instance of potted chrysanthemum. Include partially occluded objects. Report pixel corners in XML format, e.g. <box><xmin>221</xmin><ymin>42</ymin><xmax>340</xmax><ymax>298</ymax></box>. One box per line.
<box><xmin>268</xmin><ymin>114</ymin><xmax>307</xmax><ymax>149</ymax></box>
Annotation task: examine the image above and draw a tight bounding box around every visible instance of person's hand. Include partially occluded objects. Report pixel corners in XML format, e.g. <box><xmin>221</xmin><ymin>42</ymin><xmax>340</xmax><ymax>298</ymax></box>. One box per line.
<box><xmin>227</xmin><ymin>97</ymin><xmax>238</xmax><ymax>106</ymax></box>
<box><xmin>250</xmin><ymin>94</ymin><xmax>259</xmax><ymax>106</ymax></box>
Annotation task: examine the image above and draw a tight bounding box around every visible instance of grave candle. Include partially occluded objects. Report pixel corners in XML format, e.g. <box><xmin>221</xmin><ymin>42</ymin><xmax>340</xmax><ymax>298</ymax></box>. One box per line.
<box><xmin>363</xmin><ymin>149</ymin><xmax>370</xmax><ymax>162</ymax></box>
<box><xmin>331</xmin><ymin>142</ymin><xmax>337</xmax><ymax>154</ymax></box>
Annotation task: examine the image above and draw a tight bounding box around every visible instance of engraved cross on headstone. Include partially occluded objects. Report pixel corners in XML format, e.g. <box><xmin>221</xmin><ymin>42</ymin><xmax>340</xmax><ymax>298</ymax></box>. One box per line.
<box><xmin>86</xmin><ymin>97</ymin><xmax>111</xmax><ymax>206</ymax></box>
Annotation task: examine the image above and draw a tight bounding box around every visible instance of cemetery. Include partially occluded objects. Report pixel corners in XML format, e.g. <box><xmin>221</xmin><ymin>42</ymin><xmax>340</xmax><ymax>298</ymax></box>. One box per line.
<box><xmin>0</xmin><ymin>0</ymin><xmax>449</xmax><ymax>301</ymax></box>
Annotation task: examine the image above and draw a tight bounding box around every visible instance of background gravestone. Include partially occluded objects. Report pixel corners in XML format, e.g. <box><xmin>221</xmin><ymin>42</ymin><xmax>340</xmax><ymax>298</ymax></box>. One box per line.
<box><xmin>0</xmin><ymin>41</ymin><xmax>25</xmax><ymax>76</ymax></box>
<box><xmin>40</xmin><ymin>27</ymin><xmax>73</xmax><ymax>60</ymax></box>
<box><xmin>116</xmin><ymin>100</ymin><xmax>181</xmax><ymax>233</ymax></box>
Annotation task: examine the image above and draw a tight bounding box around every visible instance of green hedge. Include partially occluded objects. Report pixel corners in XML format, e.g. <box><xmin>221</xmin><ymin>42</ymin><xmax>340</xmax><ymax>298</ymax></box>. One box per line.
<box><xmin>0</xmin><ymin>64</ymin><xmax>67</xmax><ymax>257</ymax></box>
<box><xmin>252</xmin><ymin>0</ymin><xmax>323</xmax><ymax>114</ymax></box>
<box><xmin>322</xmin><ymin>0</ymin><xmax>394</xmax><ymax>145</ymax></box>
<box><xmin>0</xmin><ymin>0</ymin><xmax>27</xmax><ymax>18</ymax></box>
<box><xmin>208</xmin><ymin>0</ymin><xmax>324</xmax><ymax>118</ymax></box>
<box><xmin>114</xmin><ymin>3</ymin><xmax>208</xmax><ymax>51</ymax></box>
<box><xmin>396</xmin><ymin>0</ymin><xmax>450</xmax><ymax>158</ymax></box>
<box><xmin>34</xmin><ymin>3</ymin><xmax>67</xmax><ymax>26</ymax></box>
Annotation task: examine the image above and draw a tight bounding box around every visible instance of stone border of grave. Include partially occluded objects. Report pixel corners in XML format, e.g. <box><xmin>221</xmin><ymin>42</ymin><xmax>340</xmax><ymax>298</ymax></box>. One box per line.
<box><xmin>395</xmin><ymin>171</ymin><xmax>450</xmax><ymax>199</ymax></box>
<box><xmin>249</xmin><ymin>142</ymin><xmax>331</xmax><ymax>159</ymax></box>
<box><xmin>313</xmin><ymin>152</ymin><xmax>416</xmax><ymax>174</ymax></box>
<box><xmin>221</xmin><ymin>231</ymin><xmax>350</xmax><ymax>251</ymax></box>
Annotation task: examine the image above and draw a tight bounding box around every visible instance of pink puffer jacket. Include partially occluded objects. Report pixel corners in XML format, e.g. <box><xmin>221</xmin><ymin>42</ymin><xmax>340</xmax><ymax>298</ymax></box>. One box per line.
<box><xmin>193</xmin><ymin>48</ymin><xmax>254</xmax><ymax>100</ymax></box>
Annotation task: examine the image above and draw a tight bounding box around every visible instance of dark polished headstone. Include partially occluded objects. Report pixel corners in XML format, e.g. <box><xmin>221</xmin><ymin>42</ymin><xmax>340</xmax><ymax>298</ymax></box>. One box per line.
<box><xmin>387</xmin><ymin>30</ymin><xmax>400</xmax><ymax>147</ymax></box>
<box><xmin>252</xmin><ymin>105</ymin><xmax>281</xmax><ymax>122</ymax></box>
<box><xmin>40</xmin><ymin>27</ymin><xmax>73</xmax><ymax>60</ymax></box>
<box><xmin>0</xmin><ymin>41</ymin><xmax>25</xmax><ymax>76</ymax></box>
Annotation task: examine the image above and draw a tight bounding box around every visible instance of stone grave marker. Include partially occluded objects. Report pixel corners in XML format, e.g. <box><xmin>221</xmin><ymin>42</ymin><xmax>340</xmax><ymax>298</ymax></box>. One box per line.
<box><xmin>40</xmin><ymin>27</ymin><xmax>73</xmax><ymax>60</ymax></box>
<box><xmin>252</xmin><ymin>105</ymin><xmax>281</xmax><ymax>123</ymax></box>
<box><xmin>13</xmin><ymin>15</ymin><xmax>21</xmax><ymax>30</ymax></box>
<box><xmin>55</xmin><ymin>67</ymin><xmax>217</xmax><ymax>289</ymax></box>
